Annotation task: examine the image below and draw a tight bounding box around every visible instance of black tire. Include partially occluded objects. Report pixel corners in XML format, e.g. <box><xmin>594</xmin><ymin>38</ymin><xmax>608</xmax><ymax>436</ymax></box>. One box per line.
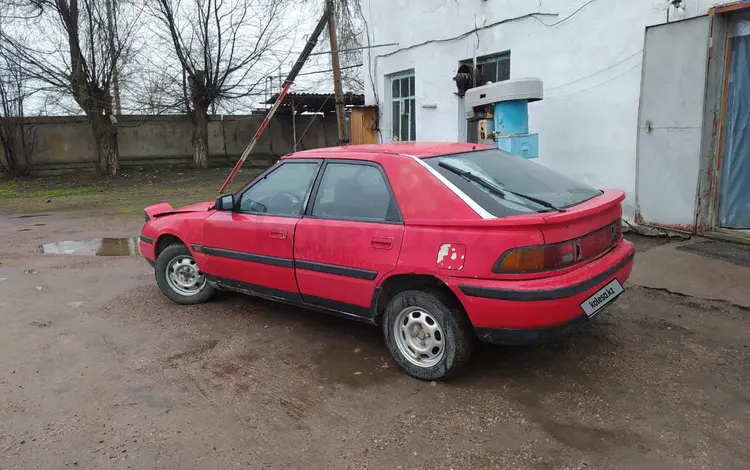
<box><xmin>382</xmin><ymin>289</ymin><xmax>475</xmax><ymax>380</ymax></box>
<box><xmin>155</xmin><ymin>243</ymin><xmax>215</xmax><ymax>305</ymax></box>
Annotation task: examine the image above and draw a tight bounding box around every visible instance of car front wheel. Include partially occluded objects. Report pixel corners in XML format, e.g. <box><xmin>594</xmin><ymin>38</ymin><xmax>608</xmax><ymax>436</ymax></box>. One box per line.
<box><xmin>155</xmin><ymin>243</ymin><xmax>214</xmax><ymax>304</ymax></box>
<box><xmin>383</xmin><ymin>289</ymin><xmax>474</xmax><ymax>380</ymax></box>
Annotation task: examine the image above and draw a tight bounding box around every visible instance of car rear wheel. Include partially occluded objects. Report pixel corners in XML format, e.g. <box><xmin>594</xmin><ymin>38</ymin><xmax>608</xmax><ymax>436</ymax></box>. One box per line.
<box><xmin>155</xmin><ymin>243</ymin><xmax>214</xmax><ymax>304</ymax></box>
<box><xmin>383</xmin><ymin>289</ymin><xmax>474</xmax><ymax>380</ymax></box>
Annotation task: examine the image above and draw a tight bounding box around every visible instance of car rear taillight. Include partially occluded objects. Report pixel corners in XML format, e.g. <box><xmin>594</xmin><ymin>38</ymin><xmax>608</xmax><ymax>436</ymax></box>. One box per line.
<box><xmin>493</xmin><ymin>220</ymin><xmax>621</xmax><ymax>274</ymax></box>
<box><xmin>493</xmin><ymin>242</ymin><xmax>578</xmax><ymax>273</ymax></box>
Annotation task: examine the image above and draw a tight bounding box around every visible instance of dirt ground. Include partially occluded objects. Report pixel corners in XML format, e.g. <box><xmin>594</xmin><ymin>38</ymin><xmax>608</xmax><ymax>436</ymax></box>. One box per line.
<box><xmin>1</xmin><ymin>184</ymin><xmax>749</xmax><ymax>469</ymax></box>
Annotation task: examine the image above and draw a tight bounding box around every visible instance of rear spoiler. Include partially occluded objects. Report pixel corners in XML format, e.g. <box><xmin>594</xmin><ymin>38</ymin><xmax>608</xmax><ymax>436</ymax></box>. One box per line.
<box><xmin>405</xmin><ymin>190</ymin><xmax>625</xmax><ymax>228</ymax></box>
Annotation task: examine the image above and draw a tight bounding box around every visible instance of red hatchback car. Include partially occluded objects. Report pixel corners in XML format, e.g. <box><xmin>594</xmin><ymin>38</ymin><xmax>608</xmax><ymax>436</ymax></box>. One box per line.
<box><xmin>139</xmin><ymin>143</ymin><xmax>634</xmax><ymax>380</ymax></box>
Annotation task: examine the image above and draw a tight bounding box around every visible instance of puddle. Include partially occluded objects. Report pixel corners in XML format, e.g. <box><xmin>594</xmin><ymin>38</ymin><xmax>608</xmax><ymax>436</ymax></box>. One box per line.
<box><xmin>309</xmin><ymin>343</ymin><xmax>396</xmax><ymax>388</ymax></box>
<box><xmin>37</xmin><ymin>237</ymin><xmax>141</xmax><ymax>256</ymax></box>
<box><xmin>510</xmin><ymin>388</ymin><xmax>649</xmax><ymax>453</ymax></box>
<box><xmin>536</xmin><ymin>418</ymin><xmax>620</xmax><ymax>452</ymax></box>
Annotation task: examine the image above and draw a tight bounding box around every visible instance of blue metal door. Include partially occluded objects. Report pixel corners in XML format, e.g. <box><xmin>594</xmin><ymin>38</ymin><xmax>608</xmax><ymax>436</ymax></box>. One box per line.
<box><xmin>719</xmin><ymin>28</ymin><xmax>750</xmax><ymax>229</ymax></box>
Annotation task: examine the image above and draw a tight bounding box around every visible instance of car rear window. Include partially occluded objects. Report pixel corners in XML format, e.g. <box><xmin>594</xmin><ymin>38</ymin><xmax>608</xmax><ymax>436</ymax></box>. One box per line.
<box><xmin>424</xmin><ymin>149</ymin><xmax>602</xmax><ymax>217</ymax></box>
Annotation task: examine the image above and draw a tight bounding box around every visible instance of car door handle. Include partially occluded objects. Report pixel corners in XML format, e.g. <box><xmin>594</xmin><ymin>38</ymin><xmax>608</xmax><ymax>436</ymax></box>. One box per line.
<box><xmin>370</xmin><ymin>237</ymin><xmax>393</xmax><ymax>250</ymax></box>
<box><xmin>269</xmin><ymin>228</ymin><xmax>288</xmax><ymax>239</ymax></box>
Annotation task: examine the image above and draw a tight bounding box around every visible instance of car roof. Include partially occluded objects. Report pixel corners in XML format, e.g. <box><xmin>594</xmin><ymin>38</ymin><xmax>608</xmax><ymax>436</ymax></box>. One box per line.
<box><xmin>283</xmin><ymin>142</ymin><xmax>493</xmax><ymax>160</ymax></box>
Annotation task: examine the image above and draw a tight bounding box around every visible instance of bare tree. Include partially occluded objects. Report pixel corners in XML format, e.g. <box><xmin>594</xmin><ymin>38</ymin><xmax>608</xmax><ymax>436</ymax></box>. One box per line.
<box><xmin>130</xmin><ymin>68</ymin><xmax>182</xmax><ymax>115</ymax></box>
<box><xmin>332</xmin><ymin>0</ymin><xmax>364</xmax><ymax>93</ymax></box>
<box><xmin>0</xmin><ymin>14</ymin><xmax>36</xmax><ymax>176</ymax></box>
<box><xmin>149</xmin><ymin>0</ymin><xmax>294</xmax><ymax>168</ymax></box>
<box><xmin>0</xmin><ymin>59</ymin><xmax>35</xmax><ymax>177</ymax></box>
<box><xmin>0</xmin><ymin>0</ymin><xmax>142</xmax><ymax>175</ymax></box>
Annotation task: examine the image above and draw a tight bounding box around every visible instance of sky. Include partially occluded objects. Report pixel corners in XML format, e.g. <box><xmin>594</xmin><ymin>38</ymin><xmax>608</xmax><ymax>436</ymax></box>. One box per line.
<box><xmin>1</xmin><ymin>0</ymin><xmax>361</xmax><ymax>117</ymax></box>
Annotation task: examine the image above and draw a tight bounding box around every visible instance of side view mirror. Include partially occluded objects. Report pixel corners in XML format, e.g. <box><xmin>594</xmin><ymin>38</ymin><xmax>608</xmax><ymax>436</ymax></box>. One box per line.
<box><xmin>215</xmin><ymin>194</ymin><xmax>235</xmax><ymax>211</ymax></box>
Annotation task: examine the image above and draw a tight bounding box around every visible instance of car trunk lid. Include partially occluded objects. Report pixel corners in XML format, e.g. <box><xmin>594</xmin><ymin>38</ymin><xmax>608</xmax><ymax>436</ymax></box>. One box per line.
<box><xmin>537</xmin><ymin>189</ymin><xmax>624</xmax><ymax>244</ymax></box>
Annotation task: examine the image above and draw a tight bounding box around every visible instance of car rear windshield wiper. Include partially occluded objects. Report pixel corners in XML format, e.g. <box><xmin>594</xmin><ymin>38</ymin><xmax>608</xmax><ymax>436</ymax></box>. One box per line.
<box><xmin>438</xmin><ymin>161</ymin><xmax>566</xmax><ymax>213</ymax></box>
<box><xmin>502</xmin><ymin>187</ymin><xmax>566</xmax><ymax>213</ymax></box>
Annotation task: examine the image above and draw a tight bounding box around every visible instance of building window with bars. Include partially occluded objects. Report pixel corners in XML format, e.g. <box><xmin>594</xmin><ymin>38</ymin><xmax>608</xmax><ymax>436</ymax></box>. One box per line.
<box><xmin>461</xmin><ymin>52</ymin><xmax>510</xmax><ymax>85</ymax></box>
<box><xmin>390</xmin><ymin>72</ymin><xmax>416</xmax><ymax>142</ymax></box>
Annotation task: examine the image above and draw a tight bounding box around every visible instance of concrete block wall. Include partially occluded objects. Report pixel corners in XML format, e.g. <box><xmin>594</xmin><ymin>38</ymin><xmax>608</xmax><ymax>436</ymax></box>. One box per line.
<box><xmin>1</xmin><ymin>113</ymin><xmax>338</xmax><ymax>175</ymax></box>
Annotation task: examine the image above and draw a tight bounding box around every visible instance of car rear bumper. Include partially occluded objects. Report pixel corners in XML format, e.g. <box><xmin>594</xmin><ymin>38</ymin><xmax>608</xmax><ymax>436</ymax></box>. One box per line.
<box><xmin>446</xmin><ymin>240</ymin><xmax>635</xmax><ymax>344</ymax></box>
<box><xmin>474</xmin><ymin>313</ymin><xmax>590</xmax><ymax>345</ymax></box>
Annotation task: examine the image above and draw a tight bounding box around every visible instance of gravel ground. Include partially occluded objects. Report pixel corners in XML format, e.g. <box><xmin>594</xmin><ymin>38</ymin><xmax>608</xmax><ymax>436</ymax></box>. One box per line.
<box><xmin>0</xmin><ymin>211</ymin><xmax>748</xmax><ymax>469</ymax></box>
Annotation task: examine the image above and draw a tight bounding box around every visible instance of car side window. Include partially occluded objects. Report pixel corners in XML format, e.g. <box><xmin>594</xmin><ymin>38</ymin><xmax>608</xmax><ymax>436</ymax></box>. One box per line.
<box><xmin>311</xmin><ymin>162</ymin><xmax>400</xmax><ymax>222</ymax></box>
<box><xmin>238</xmin><ymin>162</ymin><xmax>318</xmax><ymax>216</ymax></box>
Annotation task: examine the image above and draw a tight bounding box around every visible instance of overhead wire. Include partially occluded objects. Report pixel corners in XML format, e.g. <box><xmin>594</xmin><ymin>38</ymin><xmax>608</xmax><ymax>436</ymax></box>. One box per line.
<box><xmin>376</xmin><ymin>11</ymin><xmax>559</xmax><ymax>59</ymax></box>
<box><xmin>297</xmin><ymin>63</ymin><xmax>363</xmax><ymax>77</ymax></box>
<box><xmin>294</xmin><ymin>94</ymin><xmax>332</xmax><ymax>148</ymax></box>
<box><xmin>545</xmin><ymin>49</ymin><xmax>642</xmax><ymax>91</ymax></box>
<box><xmin>374</xmin><ymin>0</ymin><xmax>602</xmax><ymax>62</ymax></box>
<box><xmin>547</xmin><ymin>62</ymin><xmax>641</xmax><ymax>99</ymax></box>
<box><xmin>532</xmin><ymin>0</ymin><xmax>601</xmax><ymax>27</ymax></box>
<box><xmin>370</xmin><ymin>0</ymin><xmax>613</xmax><ymax>100</ymax></box>
<box><xmin>358</xmin><ymin>1</ymin><xmax>604</xmax><ymax>138</ymax></box>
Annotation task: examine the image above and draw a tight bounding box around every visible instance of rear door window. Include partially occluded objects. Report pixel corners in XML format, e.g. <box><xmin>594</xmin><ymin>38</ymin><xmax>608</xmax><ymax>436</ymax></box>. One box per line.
<box><xmin>424</xmin><ymin>149</ymin><xmax>602</xmax><ymax>217</ymax></box>
<box><xmin>310</xmin><ymin>162</ymin><xmax>401</xmax><ymax>223</ymax></box>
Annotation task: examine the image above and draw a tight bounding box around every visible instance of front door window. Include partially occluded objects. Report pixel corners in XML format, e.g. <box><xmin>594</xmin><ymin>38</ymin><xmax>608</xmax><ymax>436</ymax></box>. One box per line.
<box><xmin>237</xmin><ymin>162</ymin><xmax>318</xmax><ymax>216</ymax></box>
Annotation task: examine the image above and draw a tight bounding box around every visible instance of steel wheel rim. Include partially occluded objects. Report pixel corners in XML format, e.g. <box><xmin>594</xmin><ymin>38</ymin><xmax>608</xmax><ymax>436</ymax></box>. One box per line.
<box><xmin>165</xmin><ymin>255</ymin><xmax>206</xmax><ymax>296</ymax></box>
<box><xmin>393</xmin><ymin>306</ymin><xmax>446</xmax><ymax>368</ymax></box>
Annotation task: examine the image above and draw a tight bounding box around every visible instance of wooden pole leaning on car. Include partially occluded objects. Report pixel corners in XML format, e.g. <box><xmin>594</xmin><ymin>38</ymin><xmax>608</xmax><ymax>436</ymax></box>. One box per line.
<box><xmin>218</xmin><ymin>4</ymin><xmax>333</xmax><ymax>194</ymax></box>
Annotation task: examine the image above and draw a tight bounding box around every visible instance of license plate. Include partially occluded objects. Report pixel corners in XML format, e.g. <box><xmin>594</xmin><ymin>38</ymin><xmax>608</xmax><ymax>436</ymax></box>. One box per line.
<box><xmin>581</xmin><ymin>279</ymin><xmax>624</xmax><ymax>317</ymax></box>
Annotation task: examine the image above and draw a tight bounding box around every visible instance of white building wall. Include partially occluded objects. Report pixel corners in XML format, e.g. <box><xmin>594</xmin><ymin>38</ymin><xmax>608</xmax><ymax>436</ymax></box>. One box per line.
<box><xmin>360</xmin><ymin>0</ymin><xmax>714</xmax><ymax>218</ymax></box>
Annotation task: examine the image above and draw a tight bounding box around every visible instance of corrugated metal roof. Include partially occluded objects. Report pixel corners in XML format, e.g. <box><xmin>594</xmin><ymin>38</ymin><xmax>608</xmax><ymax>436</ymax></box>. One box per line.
<box><xmin>264</xmin><ymin>92</ymin><xmax>365</xmax><ymax>113</ymax></box>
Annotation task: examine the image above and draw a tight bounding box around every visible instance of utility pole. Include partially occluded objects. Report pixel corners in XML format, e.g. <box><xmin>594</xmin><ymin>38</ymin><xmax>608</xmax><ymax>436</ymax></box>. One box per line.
<box><xmin>327</xmin><ymin>0</ymin><xmax>348</xmax><ymax>145</ymax></box>
<box><xmin>105</xmin><ymin>0</ymin><xmax>121</xmax><ymax>115</ymax></box>
<box><xmin>291</xmin><ymin>98</ymin><xmax>297</xmax><ymax>151</ymax></box>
